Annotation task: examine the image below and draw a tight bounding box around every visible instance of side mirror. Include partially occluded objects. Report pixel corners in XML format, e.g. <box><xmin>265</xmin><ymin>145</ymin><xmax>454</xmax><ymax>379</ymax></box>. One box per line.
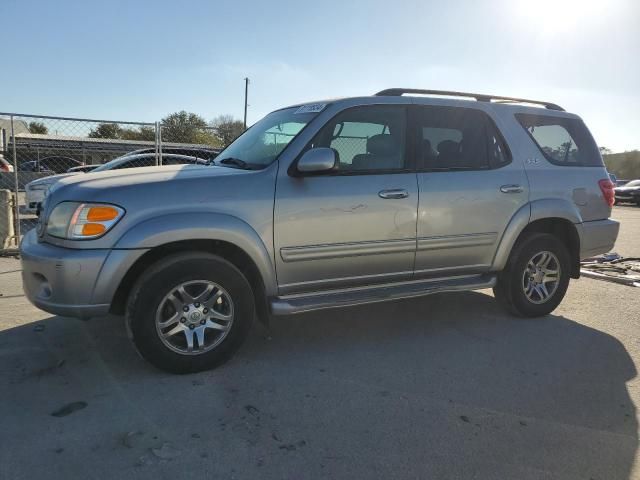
<box><xmin>297</xmin><ymin>148</ymin><xmax>336</xmax><ymax>174</ymax></box>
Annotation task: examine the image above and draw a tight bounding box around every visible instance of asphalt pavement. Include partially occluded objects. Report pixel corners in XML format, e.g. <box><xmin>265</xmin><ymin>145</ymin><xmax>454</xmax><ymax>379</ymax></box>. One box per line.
<box><xmin>1</xmin><ymin>206</ymin><xmax>639</xmax><ymax>480</ymax></box>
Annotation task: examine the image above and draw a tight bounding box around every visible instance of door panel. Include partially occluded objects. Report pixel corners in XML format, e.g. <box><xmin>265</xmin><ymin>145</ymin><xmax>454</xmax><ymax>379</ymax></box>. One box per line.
<box><xmin>274</xmin><ymin>105</ymin><xmax>418</xmax><ymax>295</ymax></box>
<box><xmin>414</xmin><ymin>106</ymin><xmax>528</xmax><ymax>276</ymax></box>
<box><xmin>416</xmin><ymin>169</ymin><xmax>527</xmax><ymax>275</ymax></box>
<box><xmin>275</xmin><ymin>174</ymin><xmax>418</xmax><ymax>294</ymax></box>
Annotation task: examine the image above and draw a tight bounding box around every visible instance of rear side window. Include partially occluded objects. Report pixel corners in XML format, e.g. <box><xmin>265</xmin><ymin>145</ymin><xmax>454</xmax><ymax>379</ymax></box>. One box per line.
<box><xmin>515</xmin><ymin>113</ymin><xmax>603</xmax><ymax>167</ymax></box>
<box><xmin>416</xmin><ymin>106</ymin><xmax>509</xmax><ymax>170</ymax></box>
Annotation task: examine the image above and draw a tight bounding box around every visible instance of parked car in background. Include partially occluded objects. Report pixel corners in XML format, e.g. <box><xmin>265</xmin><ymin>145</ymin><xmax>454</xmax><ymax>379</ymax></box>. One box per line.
<box><xmin>614</xmin><ymin>179</ymin><xmax>640</xmax><ymax>205</ymax></box>
<box><xmin>123</xmin><ymin>146</ymin><xmax>221</xmax><ymax>161</ymax></box>
<box><xmin>20</xmin><ymin>156</ymin><xmax>82</xmax><ymax>174</ymax></box>
<box><xmin>0</xmin><ymin>155</ymin><xmax>14</xmax><ymax>173</ymax></box>
<box><xmin>20</xmin><ymin>89</ymin><xmax>619</xmax><ymax>374</ymax></box>
<box><xmin>67</xmin><ymin>165</ymin><xmax>99</xmax><ymax>173</ymax></box>
<box><xmin>23</xmin><ymin>153</ymin><xmax>210</xmax><ymax>214</ymax></box>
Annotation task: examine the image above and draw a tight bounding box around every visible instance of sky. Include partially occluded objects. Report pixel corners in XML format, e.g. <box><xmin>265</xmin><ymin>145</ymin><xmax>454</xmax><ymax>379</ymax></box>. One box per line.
<box><xmin>2</xmin><ymin>0</ymin><xmax>639</xmax><ymax>152</ymax></box>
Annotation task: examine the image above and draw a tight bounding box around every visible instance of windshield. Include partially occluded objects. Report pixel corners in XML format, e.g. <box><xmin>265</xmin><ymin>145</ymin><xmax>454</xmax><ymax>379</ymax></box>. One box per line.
<box><xmin>215</xmin><ymin>106</ymin><xmax>321</xmax><ymax>168</ymax></box>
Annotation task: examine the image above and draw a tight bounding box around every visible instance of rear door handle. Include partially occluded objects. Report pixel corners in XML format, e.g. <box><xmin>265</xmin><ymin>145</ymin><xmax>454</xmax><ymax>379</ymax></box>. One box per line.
<box><xmin>379</xmin><ymin>189</ymin><xmax>409</xmax><ymax>199</ymax></box>
<box><xmin>500</xmin><ymin>184</ymin><xmax>523</xmax><ymax>194</ymax></box>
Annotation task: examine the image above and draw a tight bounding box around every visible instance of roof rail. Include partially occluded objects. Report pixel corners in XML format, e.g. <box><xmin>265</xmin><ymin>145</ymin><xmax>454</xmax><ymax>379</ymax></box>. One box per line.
<box><xmin>374</xmin><ymin>88</ymin><xmax>564</xmax><ymax>111</ymax></box>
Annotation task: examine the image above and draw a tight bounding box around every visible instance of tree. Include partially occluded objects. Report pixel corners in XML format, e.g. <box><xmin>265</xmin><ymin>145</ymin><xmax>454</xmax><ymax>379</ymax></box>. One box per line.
<box><xmin>121</xmin><ymin>125</ymin><xmax>156</xmax><ymax>141</ymax></box>
<box><xmin>88</xmin><ymin>123</ymin><xmax>123</xmax><ymax>139</ymax></box>
<box><xmin>210</xmin><ymin>114</ymin><xmax>244</xmax><ymax>147</ymax></box>
<box><xmin>28</xmin><ymin>121</ymin><xmax>48</xmax><ymax>134</ymax></box>
<box><xmin>88</xmin><ymin>123</ymin><xmax>156</xmax><ymax>141</ymax></box>
<box><xmin>599</xmin><ymin>146</ymin><xmax>613</xmax><ymax>155</ymax></box>
<box><xmin>161</xmin><ymin>111</ymin><xmax>213</xmax><ymax>144</ymax></box>
<box><xmin>87</xmin><ymin>112</ymin><xmax>221</xmax><ymax>146</ymax></box>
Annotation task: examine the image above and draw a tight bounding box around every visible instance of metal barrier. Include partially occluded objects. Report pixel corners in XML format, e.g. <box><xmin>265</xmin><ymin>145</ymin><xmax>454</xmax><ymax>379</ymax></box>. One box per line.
<box><xmin>0</xmin><ymin>112</ymin><xmax>222</xmax><ymax>253</ymax></box>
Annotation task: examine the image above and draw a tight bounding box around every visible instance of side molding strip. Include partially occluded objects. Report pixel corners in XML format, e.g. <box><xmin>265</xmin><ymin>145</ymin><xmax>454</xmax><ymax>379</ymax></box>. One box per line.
<box><xmin>417</xmin><ymin>232</ymin><xmax>497</xmax><ymax>251</ymax></box>
<box><xmin>280</xmin><ymin>238</ymin><xmax>416</xmax><ymax>263</ymax></box>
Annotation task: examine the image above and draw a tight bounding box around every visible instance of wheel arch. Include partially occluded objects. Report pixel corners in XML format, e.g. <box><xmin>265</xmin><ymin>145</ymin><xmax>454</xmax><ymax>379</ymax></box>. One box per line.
<box><xmin>109</xmin><ymin>212</ymin><xmax>276</xmax><ymax>323</ymax></box>
<box><xmin>493</xmin><ymin>200</ymin><xmax>582</xmax><ymax>278</ymax></box>
<box><xmin>110</xmin><ymin>239</ymin><xmax>271</xmax><ymax>324</ymax></box>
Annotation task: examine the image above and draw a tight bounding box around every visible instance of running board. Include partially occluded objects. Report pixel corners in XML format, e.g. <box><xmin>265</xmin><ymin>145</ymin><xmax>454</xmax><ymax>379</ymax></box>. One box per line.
<box><xmin>270</xmin><ymin>274</ymin><xmax>497</xmax><ymax>315</ymax></box>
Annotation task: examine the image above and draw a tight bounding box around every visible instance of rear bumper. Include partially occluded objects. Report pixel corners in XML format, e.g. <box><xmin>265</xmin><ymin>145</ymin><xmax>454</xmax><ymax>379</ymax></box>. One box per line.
<box><xmin>579</xmin><ymin>218</ymin><xmax>620</xmax><ymax>259</ymax></box>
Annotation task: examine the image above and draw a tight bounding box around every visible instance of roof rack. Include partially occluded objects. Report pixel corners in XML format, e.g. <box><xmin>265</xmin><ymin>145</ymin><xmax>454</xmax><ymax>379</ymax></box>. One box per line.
<box><xmin>374</xmin><ymin>88</ymin><xmax>564</xmax><ymax>111</ymax></box>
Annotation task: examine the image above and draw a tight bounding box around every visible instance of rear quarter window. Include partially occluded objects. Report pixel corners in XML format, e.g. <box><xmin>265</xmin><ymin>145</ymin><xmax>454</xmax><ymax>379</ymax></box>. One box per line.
<box><xmin>515</xmin><ymin>113</ymin><xmax>603</xmax><ymax>167</ymax></box>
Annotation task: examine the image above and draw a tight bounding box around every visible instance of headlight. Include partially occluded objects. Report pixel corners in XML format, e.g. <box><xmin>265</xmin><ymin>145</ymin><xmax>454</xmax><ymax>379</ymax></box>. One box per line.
<box><xmin>46</xmin><ymin>202</ymin><xmax>125</xmax><ymax>240</ymax></box>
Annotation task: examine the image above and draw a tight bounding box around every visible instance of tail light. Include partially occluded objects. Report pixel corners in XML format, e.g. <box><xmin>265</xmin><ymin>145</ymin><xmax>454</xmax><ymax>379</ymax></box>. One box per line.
<box><xmin>598</xmin><ymin>179</ymin><xmax>615</xmax><ymax>207</ymax></box>
<box><xmin>0</xmin><ymin>163</ymin><xmax>9</xmax><ymax>172</ymax></box>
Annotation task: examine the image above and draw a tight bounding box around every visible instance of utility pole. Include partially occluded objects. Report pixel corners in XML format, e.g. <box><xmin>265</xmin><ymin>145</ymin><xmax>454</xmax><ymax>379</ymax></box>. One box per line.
<box><xmin>243</xmin><ymin>77</ymin><xmax>249</xmax><ymax>130</ymax></box>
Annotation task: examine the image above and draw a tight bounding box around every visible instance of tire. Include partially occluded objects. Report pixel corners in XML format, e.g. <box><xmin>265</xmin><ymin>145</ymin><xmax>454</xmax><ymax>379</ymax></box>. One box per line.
<box><xmin>493</xmin><ymin>233</ymin><xmax>570</xmax><ymax>317</ymax></box>
<box><xmin>126</xmin><ymin>252</ymin><xmax>254</xmax><ymax>374</ymax></box>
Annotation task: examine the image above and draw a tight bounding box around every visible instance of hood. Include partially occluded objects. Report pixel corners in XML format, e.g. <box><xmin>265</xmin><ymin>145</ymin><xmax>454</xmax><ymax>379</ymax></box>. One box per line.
<box><xmin>41</xmin><ymin>162</ymin><xmax>277</xmax><ymax>250</ymax></box>
<box><xmin>54</xmin><ymin>164</ymin><xmax>243</xmax><ymax>190</ymax></box>
<box><xmin>615</xmin><ymin>185</ymin><xmax>640</xmax><ymax>192</ymax></box>
<box><xmin>47</xmin><ymin>163</ymin><xmax>261</xmax><ymax>209</ymax></box>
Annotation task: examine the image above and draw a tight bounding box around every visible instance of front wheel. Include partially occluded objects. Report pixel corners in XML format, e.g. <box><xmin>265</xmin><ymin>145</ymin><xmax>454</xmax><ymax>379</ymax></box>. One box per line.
<box><xmin>493</xmin><ymin>233</ymin><xmax>570</xmax><ymax>317</ymax></box>
<box><xmin>126</xmin><ymin>252</ymin><xmax>254</xmax><ymax>374</ymax></box>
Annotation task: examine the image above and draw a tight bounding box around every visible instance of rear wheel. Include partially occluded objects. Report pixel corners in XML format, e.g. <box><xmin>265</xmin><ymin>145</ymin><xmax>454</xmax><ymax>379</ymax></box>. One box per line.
<box><xmin>493</xmin><ymin>233</ymin><xmax>570</xmax><ymax>317</ymax></box>
<box><xmin>126</xmin><ymin>252</ymin><xmax>254</xmax><ymax>374</ymax></box>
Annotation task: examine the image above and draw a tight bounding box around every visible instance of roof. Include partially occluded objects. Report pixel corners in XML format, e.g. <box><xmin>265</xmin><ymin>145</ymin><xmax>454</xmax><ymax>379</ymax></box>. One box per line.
<box><xmin>374</xmin><ymin>88</ymin><xmax>564</xmax><ymax>111</ymax></box>
<box><xmin>282</xmin><ymin>89</ymin><xmax>570</xmax><ymax>115</ymax></box>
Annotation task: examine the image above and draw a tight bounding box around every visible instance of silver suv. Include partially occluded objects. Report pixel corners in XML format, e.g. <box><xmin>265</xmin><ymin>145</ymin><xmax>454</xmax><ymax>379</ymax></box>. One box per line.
<box><xmin>21</xmin><ymin>89</ymin><xmax>619</xmax><ymax>373</ymax></box>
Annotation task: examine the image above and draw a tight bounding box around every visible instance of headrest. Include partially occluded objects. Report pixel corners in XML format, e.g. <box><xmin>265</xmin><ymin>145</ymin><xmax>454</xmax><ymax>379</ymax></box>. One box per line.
<box><xmin>437</xmin><ymin>140</ymin><xmax>459</xmax><ymax>155</ymax></box>
<box><xmin>367</xmin><ymin>134</ymin><xmax>397</xmax><ymax>156</ymax></box>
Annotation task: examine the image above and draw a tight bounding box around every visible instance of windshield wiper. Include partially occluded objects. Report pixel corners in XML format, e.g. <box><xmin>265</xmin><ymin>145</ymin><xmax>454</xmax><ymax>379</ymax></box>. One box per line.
<box><xmin>218</xmin><ymin>158</ymin><xmax>256</xmax><ymax>170</ymax></box>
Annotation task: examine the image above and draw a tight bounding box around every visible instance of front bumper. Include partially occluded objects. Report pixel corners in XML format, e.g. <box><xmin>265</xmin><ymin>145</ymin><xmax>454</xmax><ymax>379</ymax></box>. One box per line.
<box><xmin>579</xmin><ymin>218</ymin><xmax>620</xmax><ymax>260</ymax></box>
<box><xmin>20</xmin><ymin>230</ymin><xmax>147</xmax><ymax>319</ymax></box>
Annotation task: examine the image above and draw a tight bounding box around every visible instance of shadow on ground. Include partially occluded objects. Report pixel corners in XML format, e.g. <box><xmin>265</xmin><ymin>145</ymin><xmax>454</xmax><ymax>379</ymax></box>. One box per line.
<box><xmin>0</xmin><ymin>291</ymin><xmax>636</xmax><ymax>479</ymax></box>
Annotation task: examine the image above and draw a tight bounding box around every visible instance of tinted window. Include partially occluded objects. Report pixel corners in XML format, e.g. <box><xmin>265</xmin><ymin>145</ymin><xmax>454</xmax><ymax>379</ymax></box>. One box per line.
<box><xmin>486</xmin><ymin>127</ymin><xmax>510</xmax><ymax>168</ymax></box>
<box><xmin>416</xmin><ymin>107</ymin><xmax>499</xmax><ymax>170</ymax></box>
<box><xmin>310</xmin><ymin>105</ymin><xmax>407</xmax><ymax>172</ymax></box>
<box><xmin>515</xmin><ymin>113</ymin><xmax>602</xmax><ymax>166</ymax></box>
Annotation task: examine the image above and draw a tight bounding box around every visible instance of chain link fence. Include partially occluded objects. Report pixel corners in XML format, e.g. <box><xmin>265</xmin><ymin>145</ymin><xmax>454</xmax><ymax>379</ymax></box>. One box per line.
<box><xmin>0</xmin><ymin>112</ymin><xmax>221</xmax><ymax>253</ymax></box>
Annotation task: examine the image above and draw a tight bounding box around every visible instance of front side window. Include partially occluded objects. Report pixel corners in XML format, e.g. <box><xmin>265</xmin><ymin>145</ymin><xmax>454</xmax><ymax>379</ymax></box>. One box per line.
<box><xmin>416</xmin><ymin>106</ymin><xmax>502</xmax><ymax>170</ymax></box>
<box><xmin>309</xmin><ymin>105</ymin><xmax>407</xmax><ymax>172</ymax></box>
<box><xmin>515</xmin><ymin>113</ymin><xmax>602</xmax><ymax>166</ymax></box>
<box><xmin>215</xmin><ymin>106</ymin><xmax>321</xmax><ymax>169</ymax></box>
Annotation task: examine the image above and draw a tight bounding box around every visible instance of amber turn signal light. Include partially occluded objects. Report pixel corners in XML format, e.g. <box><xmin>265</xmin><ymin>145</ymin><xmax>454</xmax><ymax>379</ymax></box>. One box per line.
<box><xmin>81</xmin><ymin>223</ymin><xmax>107</xmax><ymax>236</ymax></box>
<box><xmin>86</xmin><ymin>206</ymin><xmax>120</xmax><ymax>222</ymax></box>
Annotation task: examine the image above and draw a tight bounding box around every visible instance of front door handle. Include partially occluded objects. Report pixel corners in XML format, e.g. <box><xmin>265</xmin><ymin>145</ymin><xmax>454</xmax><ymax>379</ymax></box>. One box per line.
<box><xmin>379</xmin><ymin>189</ymin><xmax>409</xmax><ymax>199</ymax></box>
<box><xmin>500</xmin><ymin>184</ymin><xmax>523</xmax><ymax>194</ymax></box>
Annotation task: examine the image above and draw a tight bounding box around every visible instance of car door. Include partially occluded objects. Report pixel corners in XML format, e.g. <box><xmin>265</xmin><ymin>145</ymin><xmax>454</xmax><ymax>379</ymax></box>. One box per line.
<box><xmin>413</xmin><ymin>105</ymin><xmax>528</xmax><ymax>277</ymax></box>
<box><xmin>274</xmin><ymin>104</ymin><xmax>418</xmax><ymax>295</ymax></box>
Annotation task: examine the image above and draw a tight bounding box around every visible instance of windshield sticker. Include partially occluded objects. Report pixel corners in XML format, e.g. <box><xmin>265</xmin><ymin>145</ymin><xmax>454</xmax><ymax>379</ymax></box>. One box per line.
<box><xmin>295</xmin><ymin>103</ymin><xmax>327</xmax><ymax>114</ymax></box>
